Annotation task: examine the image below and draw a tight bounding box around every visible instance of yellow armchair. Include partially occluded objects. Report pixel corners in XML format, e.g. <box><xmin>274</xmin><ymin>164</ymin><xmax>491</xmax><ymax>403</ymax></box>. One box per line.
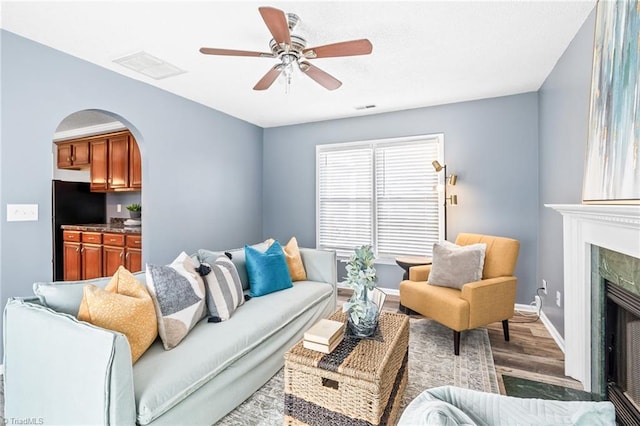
<box><xmin>399</xmin><ymin>233</ymin><xmax>520</xmax><ymax>355</ymax></box>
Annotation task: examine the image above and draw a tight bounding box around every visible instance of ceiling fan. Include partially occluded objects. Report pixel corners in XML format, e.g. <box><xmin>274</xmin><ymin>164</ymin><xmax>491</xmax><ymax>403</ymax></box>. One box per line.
<box><xmin>199</xmin><ymin>6</ymin><xmax>373</xmax><ymax>91</ymax></box>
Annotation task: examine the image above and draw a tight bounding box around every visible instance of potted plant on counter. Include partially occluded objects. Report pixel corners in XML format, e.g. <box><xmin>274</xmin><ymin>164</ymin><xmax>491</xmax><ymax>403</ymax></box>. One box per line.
<box><xmin>126</xmin><ymin>203</ymin><xmax>142</xmax><ymax>219</ymax></box>
<box><xmin>342</xmin><ymin>245</ymin><xmax>379</xmax><ymax>337</ymax></box>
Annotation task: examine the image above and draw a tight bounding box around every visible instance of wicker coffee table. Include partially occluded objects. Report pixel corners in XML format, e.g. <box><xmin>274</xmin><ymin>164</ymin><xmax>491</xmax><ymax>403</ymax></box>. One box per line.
<box><xmin>284</xmin><ymin>310</ymin><xmax>409</xmax><ymax>426</ymax></box>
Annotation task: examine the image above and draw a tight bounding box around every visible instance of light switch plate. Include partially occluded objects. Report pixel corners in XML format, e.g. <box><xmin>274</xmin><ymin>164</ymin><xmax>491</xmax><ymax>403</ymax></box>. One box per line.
<box><xmin>7</xmin><ymin>204</ymin><xmax>39</xmax><ymax>221</ymax></box>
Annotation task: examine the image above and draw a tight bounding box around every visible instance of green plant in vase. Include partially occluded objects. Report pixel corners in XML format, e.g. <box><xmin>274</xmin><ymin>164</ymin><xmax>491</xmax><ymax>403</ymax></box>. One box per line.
<box><xmin>126</xmin><ymin>203</ymin><xmax>142</xmax><ymax>219</ymax></box>
<box><xmin>342</xmin><ymin>245</ymin><xmax>379</xmax><ymax>337</ymax></box>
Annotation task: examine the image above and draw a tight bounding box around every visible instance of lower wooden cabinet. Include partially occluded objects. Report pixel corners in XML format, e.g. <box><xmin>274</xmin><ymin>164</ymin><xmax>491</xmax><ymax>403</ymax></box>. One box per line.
<box><xmin>125</xmin><ymin>234</ymin><xmax>143</xmax><ymax>273</ymax></box>
<box><xmin>63</xmin><ymin>230</ymin><xmax>141</xmax><ymax>280</ymax></box>
<box><xmin>103</xmin><ymin>233</ymin><xmax>126</xmax><ymax>277</ymax></box>
<box><xmin>63</xmin><ymin>241</ymin><xmax>82</xmax><ymax>281</ymax></box>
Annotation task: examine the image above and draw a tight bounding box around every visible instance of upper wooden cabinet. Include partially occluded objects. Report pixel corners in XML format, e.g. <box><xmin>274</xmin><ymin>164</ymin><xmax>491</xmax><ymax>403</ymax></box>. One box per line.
<box><xmin>56</xmin><ymin>140</ymin><xmax>90</xmax><ymax>169</ymax></box>
<box><xmin>129</xmin><ymin>140</ymin><xmax>142</xmax><ymax>189</ymax></box>
<box><xmin>88</xmin><ymin>131</ymin><xmax>141</xmax><ymax>192</ymax></box>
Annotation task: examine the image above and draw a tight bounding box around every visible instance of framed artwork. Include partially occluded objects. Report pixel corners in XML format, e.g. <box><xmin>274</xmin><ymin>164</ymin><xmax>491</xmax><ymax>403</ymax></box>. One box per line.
<box><xmin>583</xmin><ymin>0</ymin><xmax>640</xmax><ymax>204</ymax></box>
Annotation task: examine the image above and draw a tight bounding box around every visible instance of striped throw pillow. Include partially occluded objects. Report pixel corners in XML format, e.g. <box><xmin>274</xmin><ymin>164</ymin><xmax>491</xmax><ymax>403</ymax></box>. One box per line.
<box><xmin>202</xmin><ymin>256</ymin><xmax>245</xmax><ymax>321</ymax></box>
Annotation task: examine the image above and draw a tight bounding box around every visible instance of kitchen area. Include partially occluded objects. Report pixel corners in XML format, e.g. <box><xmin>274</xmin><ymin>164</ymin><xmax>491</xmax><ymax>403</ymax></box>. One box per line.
<box><xmin>52</xmin><ymin>111</ymin><xmax>143</xmax><ymax>281</ymax></box>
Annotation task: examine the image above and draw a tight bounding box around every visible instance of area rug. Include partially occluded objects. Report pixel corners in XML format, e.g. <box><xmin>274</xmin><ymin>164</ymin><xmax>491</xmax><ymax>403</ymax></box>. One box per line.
<box><xmin>217</xmin><ymin>318</ymin><xmax>499</xmax><ymax>425</ymax></box>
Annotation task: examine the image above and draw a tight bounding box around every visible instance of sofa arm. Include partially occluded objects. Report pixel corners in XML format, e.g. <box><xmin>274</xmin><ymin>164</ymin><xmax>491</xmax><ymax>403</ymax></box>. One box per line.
<box><xmin>409</xmin><ymin>264</ymin><xmax>432</xmax><ymax>282</ymax></box>
<box><xmin>299</xmin><ymin>248</ymin><xmax>336</xmax><ymax>286</ymax></box>
<box><xmin>460</xmin><ymin>277</ymin><xmax>517</xmax><ymax>328</ymax></box>
<box><xmin>3</xmin><ymin>298</ymin><xmax>136</xmax><ymax>425</ymax></box>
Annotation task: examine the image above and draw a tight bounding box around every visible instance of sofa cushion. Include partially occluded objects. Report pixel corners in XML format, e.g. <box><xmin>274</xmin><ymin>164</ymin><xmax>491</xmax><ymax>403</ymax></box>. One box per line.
<box><xmin>246</xmin><ymin>241</ymin><xmax>293</xmax><ymax>297</ymax></box>
<box><xmin>132</xmin><ymin>280</ymin><xmax>333</xmax><ymax>425</ymax></box>
<box><xmin>78</xmin><ymin>266</ymin><xmax>158</xmax><ymax>363</ymax></box>
<box><xmin>202</xmin><ymin>255</ymin><xmax>245</xmax><ymax>321</ymax></box>
<box><xmin>33</xmin><ymin>272</ymin><xmax>147</xmax><ymax>316</ymax></box>
<box><xmin>146</xmin><ymin>252</ymin><xmax>207</xmax><ymax>350</ymax></box>
<box><xmin>428</xmin><ymin>241</ymin><xmax>486</xmax><ymax>289</ymax></box>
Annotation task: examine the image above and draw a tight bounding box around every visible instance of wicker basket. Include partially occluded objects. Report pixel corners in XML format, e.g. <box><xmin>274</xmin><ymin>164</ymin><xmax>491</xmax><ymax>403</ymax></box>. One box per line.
<box><xmin>284</xmin><ymin>311</ymin><xmax>409</xmax><ymax>425</ymax></box>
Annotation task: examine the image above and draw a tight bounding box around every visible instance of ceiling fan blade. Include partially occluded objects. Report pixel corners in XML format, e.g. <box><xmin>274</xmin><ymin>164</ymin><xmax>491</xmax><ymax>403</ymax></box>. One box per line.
<box><xmin>199</xmin><ymin>47</ymin><xmax>274</xmax><ymax>58</ymax></box>
<box><xmin>259</xmin><ymin>6</ymin><xmax>291</xmax><ymax>46</ymax></box>
<box><xmin>299</xmin><ymin>61</ymin><xmax>342</xmax><ymax>90</ymax></box>
<box><xmin>303</xmin><ymin>39</ymin><xmax>373</xmax><ymax>59</ymax></box>
<box><xmin>253</xmin><ymin>65</ymin><xmax>283</xmax><ymax>90</ymax></box>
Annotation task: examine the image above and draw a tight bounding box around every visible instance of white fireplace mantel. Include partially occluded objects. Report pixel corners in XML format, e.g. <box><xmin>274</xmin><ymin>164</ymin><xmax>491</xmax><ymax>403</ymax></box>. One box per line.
<box><xmin>546</xmin><ymin>204</ymin><xmax>640</xmax><ymax>390</ymax></box>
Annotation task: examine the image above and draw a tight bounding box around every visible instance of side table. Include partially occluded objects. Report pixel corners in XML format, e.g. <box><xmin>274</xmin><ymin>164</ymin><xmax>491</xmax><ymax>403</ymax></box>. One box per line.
<box><xmin>395</xmin><ymin>256</ymin><xmax>432</xmax><ymax>281</ymax></box>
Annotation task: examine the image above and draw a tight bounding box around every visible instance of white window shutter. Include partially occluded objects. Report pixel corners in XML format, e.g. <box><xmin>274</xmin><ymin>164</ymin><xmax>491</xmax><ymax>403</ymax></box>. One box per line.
<box><xmin>317</xmin><ymin>135</ymin><xmax>442</xmax><ymax>259</ymax></box>
<box><xmin>317</xmin><ymin>147</ymin><xmax>373</xmax><ymax>252</ymax></box>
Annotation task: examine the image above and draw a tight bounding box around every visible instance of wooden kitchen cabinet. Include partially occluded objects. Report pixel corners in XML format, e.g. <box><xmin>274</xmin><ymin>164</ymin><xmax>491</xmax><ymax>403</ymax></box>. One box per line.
<box><xmin>125</xmin><ymin>234</ymin><xmax>143</xmax><ymax>272</ymax></box>
<box><xmin>81</xmin><ymin>232</ymin><xmax>103</xmax><ymax>279</ymax></box>
<box><xmin>129</xmin><ymin>139</ymin><xmax>142</xmax><ymax>189</ymax></box>
<box><xmin>108</xmin><ymin>134</ymin><xmax>130</xmax><ymax>190</ymax></box>
<box><xmin>103</xmin><ymin>233</ymin><xmax>126</xmax><ymax>277</ymax></box>
<box><xmin>63</xmin><ymin>241</ymin><xmax>82</xmax><ymax>281</ymax></box>
<box><xmin>63</xmin><ymin>230</ymin><xmax>141</xmax><ymax>280</ymax></box>
<box><xmin>90</xmin><ymin>138</ymin><xmax>109</xmax><ymax>191</ymax></box>
<box><xmin>56</xmin><ymin>140</ymin><xmax>90</xmax><ymax>169</ymax></box>
<box><xmin>89</xmin><ymin>131</ymin><xmax>141</xmax><ymax>192</ymax></box>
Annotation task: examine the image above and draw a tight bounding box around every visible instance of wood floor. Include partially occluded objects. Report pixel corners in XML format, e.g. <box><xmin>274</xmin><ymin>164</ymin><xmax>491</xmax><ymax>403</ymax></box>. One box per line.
<box><xmin>337</xmin><ymin>288</ymin><xmax>583</xmax><ymax>395</ymax></box>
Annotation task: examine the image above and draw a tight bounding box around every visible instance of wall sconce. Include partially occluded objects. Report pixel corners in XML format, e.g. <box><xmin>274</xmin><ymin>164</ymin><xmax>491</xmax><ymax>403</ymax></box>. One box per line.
<box><xmin>432</xmin><ymin>160</ymin><xmax>459</xmax><ymax>240</ymax></box>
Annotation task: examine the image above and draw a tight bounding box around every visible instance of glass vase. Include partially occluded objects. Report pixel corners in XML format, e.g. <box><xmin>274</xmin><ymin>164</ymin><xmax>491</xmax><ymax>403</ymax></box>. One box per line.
<box><xmin>347</xmin><ymin>288</ymin><xmax>379</xmax><ymax>338</ymax></box>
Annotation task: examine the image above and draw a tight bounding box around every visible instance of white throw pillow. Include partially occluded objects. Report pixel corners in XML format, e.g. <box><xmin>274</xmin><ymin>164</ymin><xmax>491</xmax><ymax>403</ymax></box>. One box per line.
<box><xmin>427</xmin><ymin>241</ymin><xmax>487</xmax><ymax>289</ymax></box>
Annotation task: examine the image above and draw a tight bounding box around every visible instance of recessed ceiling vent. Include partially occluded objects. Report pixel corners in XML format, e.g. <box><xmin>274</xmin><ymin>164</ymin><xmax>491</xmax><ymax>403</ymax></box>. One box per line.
<box><xmin>355</xmin><ymin>104</ymin><xmax>376</xmax><ymax>110</ymax></box>
<box><xmin>113</xmin><ymin>51</ymin><xmax>186</xmax><ymax>80</ymax></box>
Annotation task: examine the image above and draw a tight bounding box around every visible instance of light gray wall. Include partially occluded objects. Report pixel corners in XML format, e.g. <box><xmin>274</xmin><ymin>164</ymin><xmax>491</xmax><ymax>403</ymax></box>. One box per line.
<box><xmin>0</xmin><ymin>31</ymin><xmax>264</xmax><ymax>353</ymax></box>
<box><xmin>538</xmin><ymin>10</ymin><xmax>596</xmax><ymax>337</ymax></box>
<box><xmin>263</xmin><ymin>93</ymin><xmax>539</xmax><ymax>302</ymax></box>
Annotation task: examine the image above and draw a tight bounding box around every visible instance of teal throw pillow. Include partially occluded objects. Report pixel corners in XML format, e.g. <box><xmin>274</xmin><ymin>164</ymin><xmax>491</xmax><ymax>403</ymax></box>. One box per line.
<box><xmin>245</xmin><ymin>240</ymin><xmax>293</xmax><ymax>297</ymax></box>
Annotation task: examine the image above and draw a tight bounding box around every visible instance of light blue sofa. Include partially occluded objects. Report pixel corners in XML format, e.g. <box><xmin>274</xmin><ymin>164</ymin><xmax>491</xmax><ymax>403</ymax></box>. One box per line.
<box><xmin>4</xmin><ymin>247</ymin><xmax>337</xmax><ymax>425</ymax></box>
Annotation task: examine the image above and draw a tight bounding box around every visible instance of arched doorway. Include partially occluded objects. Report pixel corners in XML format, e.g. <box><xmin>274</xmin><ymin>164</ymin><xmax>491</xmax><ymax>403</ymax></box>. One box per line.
<box><xmin>51</xmin><ymin>110</ymin><xmax>143</xmax><ymax>280</ymax></box>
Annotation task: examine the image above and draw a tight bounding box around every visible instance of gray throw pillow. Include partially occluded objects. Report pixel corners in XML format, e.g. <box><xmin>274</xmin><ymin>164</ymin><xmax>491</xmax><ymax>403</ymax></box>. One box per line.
<box><xmin>202</xmin><ymin>255</ymin><xmax>245</xmax><ymax>321</ymax></box>
<box><xmin>427</xmin><ymin>241</ymin><xmax>487</xmax><ymax>289</ymax></box>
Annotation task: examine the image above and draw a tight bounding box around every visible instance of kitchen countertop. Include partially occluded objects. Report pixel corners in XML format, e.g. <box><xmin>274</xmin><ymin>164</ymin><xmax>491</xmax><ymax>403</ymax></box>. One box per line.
<box><xmin>61</xmin><ymin>223</ymin><xmax>142</xmax><ymax>234</ymax></box>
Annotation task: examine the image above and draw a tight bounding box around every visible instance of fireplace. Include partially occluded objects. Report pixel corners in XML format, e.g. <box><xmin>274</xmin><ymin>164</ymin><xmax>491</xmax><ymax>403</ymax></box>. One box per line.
<box><xmin>604</xmin><ymin>278</ymin><xmax>640</xmax><ymax>424</ymax></box>
<box><xmin>547</xmin><ymin>204</ymin><xmax>640</xmax><ymax>421</ymax></box>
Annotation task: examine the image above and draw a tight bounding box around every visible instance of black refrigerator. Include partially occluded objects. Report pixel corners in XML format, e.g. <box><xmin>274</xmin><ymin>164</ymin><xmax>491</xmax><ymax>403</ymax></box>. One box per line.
<box><xmin>52</xmin><ymin>180</ymin><xmax>106</xmax><ymax>281</ymax></box>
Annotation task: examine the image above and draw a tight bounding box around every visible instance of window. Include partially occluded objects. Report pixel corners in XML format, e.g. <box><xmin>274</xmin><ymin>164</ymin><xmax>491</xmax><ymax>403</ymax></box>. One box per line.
<box><xmin>316</xmin><ymin>134</ymin><xmax>443</xmax><ymax>260</ymax></box>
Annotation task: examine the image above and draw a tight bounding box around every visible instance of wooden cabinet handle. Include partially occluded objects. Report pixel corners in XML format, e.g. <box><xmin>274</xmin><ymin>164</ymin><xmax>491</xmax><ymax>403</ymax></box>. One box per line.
<box><xmin>126</xmin><ymin>252</ymin><xmax>130</xmax><ymax>260</ymax></box>
<box><xmin>81</xmin><ymin>247</ymin><xmax>85</xmax><ymax>253</ymax></box>
<box><xmin>67</xmin><ymin>157</ymin><xmax>71</xmax><ymax>162</ymax></box>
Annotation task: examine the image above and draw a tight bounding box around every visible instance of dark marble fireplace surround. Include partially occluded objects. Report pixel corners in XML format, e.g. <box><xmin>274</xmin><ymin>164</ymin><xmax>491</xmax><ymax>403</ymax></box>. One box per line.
<box><xmin>592</xmin><ymin>247</ymin><xmax>640</xmax><ymax>424</ymax></box>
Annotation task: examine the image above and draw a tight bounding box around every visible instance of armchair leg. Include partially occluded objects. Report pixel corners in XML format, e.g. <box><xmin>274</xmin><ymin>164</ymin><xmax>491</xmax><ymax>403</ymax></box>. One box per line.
<box><xmin>398</xmin><ymin>303</ymin><xmax>417</xmax><ymax>315</ymax></box>
<box><xmin>453</xmin><ymin>330</ymin><xmax>460</xmax><ymax>356</ymax></box>
<box><xmin>502</xmin><ymin>319</ymin><xmax>510</xmax><ymax>342</ymax></box>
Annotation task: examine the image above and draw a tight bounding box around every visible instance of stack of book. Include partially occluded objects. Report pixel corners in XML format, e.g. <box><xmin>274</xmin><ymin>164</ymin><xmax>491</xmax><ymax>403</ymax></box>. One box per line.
<box><xmin>303</xmin><ymin>318</ymin><xmax>345</xmax><ymax>354</ymax></box>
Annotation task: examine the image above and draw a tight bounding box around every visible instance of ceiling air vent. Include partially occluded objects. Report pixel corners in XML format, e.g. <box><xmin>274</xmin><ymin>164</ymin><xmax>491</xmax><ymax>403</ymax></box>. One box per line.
<box><xmin>113</xmin><ymin>51</ymin><xmax>185</xmax><ymax>80</ymax></box>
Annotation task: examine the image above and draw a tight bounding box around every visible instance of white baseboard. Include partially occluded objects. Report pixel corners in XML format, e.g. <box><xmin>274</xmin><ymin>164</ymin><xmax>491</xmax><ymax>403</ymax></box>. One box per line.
<box><xmin>515</xmin><ymin>303</ymin><xmax>565</xmax><ymax>353</ymax></box>
<box><xmin>539</xmin><ymin>310</ymin><xmax>565</xmax><ymax>353</ymax></box>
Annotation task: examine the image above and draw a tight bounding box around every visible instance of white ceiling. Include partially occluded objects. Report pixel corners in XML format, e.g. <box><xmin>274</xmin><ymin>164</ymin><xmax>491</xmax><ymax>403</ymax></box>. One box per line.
<box><xmin>1</xmin><ymin>1</ymin><xmax>596</xmax><ymax>128</ymax></box>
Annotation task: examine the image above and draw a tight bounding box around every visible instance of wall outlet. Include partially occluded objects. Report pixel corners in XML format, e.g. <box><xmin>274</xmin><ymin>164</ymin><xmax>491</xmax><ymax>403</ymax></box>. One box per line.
<box><xmin>534</xmin><ymin>295</ymin><xmax>542</xmax><ymax>312</ymax></box>
<box><xmin>116</xmin><ymin>204</ymin><xmax>122</xmax><ymax>213</ymax></box>
<box><xmin>542</xmin><ymin>279</ymin><xmax>548</xmax><ymax>295</ymax></box>
<box><xmin>556</xmin><ymin>291</ymin><xmax>562</xmax><ymax>307</ymax></box>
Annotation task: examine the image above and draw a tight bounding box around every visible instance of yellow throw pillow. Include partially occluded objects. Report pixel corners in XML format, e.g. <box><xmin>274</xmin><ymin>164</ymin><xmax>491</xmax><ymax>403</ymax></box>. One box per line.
<box><xmin>283</xmin><ymin>237</ymin><xmax>307</xmax><ymax>282</ymax></box>
<box><xmin>78</xmin><ymin>266</ymin><xmax>158</xmax><ymax>364</ymax></box>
